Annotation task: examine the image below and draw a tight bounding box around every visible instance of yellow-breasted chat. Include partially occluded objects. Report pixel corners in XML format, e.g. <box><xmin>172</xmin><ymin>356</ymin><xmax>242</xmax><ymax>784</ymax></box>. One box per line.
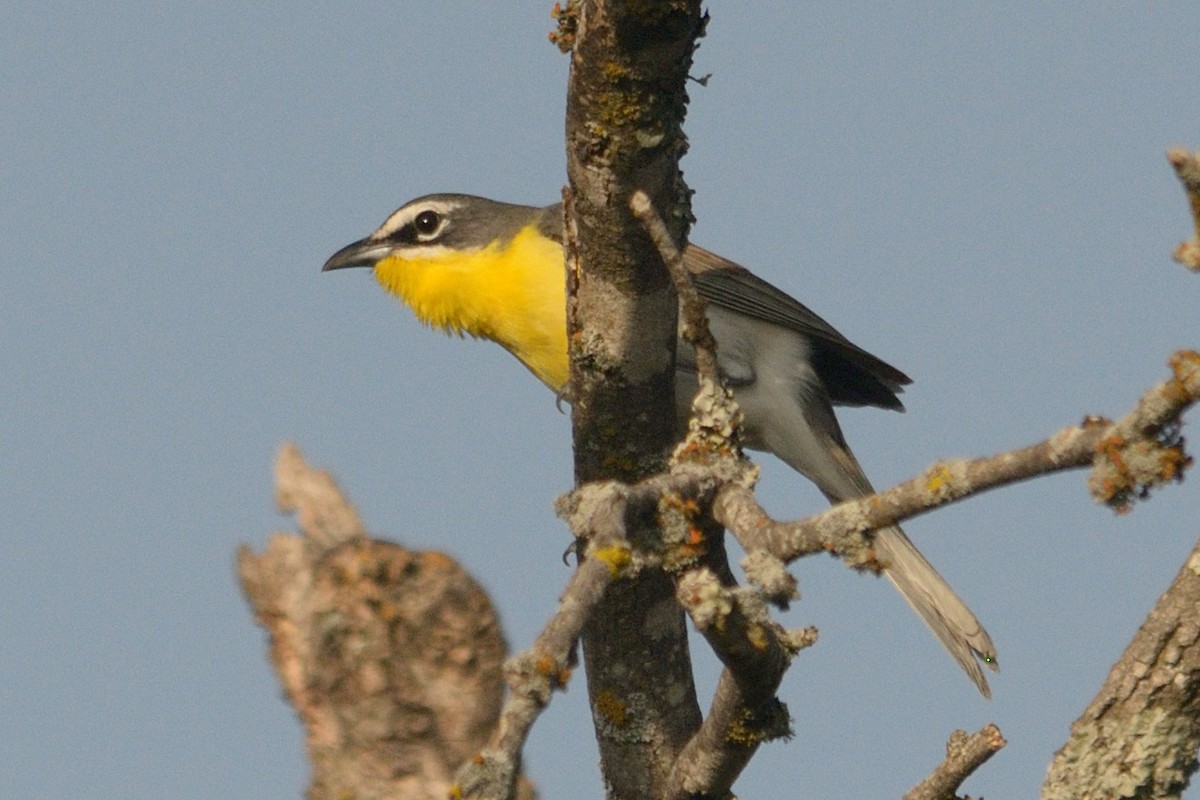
<box><xmin>324</xmin><ymin>193</ymin><xmax>998</xmax><ymax>696</ymax></box>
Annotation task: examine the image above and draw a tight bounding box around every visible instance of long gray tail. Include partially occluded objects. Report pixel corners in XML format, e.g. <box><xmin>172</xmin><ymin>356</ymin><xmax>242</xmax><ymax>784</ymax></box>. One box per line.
<box><xmin>757</xmin><ymin>395</ymin><xmax>998</xmax><ymax>696</ymax></box>
<box><xmin>872</xmin><ymin>524</ymin><xmax>998</xmax><ymax>697</ymax></box>
<box><xmin>724</xmin><ymin>367</ymin><xmax>998</xmax><ymax>695</ymax></box>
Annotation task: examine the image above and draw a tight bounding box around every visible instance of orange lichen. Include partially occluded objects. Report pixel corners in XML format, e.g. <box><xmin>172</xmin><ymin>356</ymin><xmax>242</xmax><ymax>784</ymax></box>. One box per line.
<box><xmin>594</xmin><ymin>689</ymin><xmax>628</xmax><ymax>727</ymax></box>
<box><xmin>548</xmin><ymin>1</ymin><xmax>578</xmax><ymax>53</ymax></box>
<box><xmin>533</xmin><ymin>651</ymin><xmax>572</xmax><ymax>688</ymax></box>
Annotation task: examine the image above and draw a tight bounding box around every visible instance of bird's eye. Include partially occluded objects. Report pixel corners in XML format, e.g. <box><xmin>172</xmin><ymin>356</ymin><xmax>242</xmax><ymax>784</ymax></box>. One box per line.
<box><xmin>413</xmin><ymin>209</ymin><xmax>442</xmax><ymax>238</ymax></box>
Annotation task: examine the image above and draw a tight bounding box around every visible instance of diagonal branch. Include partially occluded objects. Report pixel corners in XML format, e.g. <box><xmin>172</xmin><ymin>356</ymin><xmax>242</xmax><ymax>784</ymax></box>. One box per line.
<box><xmin>455</xmin><ymin>533</ymin><xmax>619</xmax><ymax>799</ymax></box>
<box><xmin>718</xmin><ymin>351</ymin><xmax>1200</xmax><ymax>569</ymax></box>
<box><xmin>1042</xmin><ymin>532</ymin><xmax>1200</xmax><ymax>799</ymax></box>
<box><xmin>903</xmin><ymin>725</ymin><xmax>1007</xmax><ymax>800</ymax></box>
<box><xmin>630</xmin><ymin>189</ymin><xmax>722</xmax><ymax>387</ymax></box>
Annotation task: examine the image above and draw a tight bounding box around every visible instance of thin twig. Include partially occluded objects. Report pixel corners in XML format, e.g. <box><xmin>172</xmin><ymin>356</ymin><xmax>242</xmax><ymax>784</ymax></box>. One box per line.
<box><xmin>903</xmin><ymin>725</ymin><xmax>1006</xmax><ymax>800</ymax></box>
<box><xmin>629</xmin><ymin>190</ymin><xmax>721</xmax><ymax>385</ymax></box>
<box><xmin>455</xmin><ymin>487</ymin><xmax>632</xmax><ymax>798</ymax></box>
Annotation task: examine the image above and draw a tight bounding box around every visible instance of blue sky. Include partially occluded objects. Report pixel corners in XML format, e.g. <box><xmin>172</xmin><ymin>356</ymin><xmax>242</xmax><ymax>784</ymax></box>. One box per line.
<box><xmin>3</xmin><ymin>4</ymin><xmax>1198</xmax><ymax>798</ymax></box>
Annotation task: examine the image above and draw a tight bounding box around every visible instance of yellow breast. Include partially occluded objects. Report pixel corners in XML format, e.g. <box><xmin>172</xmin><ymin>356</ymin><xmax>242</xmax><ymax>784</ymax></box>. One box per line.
<box><xmin>372</xmin><ymin>224</ymin><xmax>570</xmax><ymax>391</ymax></box>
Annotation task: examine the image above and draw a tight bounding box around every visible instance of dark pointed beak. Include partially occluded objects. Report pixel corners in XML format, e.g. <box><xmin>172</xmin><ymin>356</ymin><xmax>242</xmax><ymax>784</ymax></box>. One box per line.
<box><xmin>322</xmin><ymin>238</ymin><xmax>394</xmax><ymax>272</ymax></box>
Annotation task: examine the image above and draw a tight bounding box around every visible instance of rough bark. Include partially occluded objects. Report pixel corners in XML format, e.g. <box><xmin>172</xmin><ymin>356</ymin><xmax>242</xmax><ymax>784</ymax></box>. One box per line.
<box><xmin>563</xmin><ymin>2</ymin><xmax>708</xmax><ymax>798</ymax></box>
<box><xmin>1042</xmin><ymin>533</ymin><xmax>1200</xmax><ymax>800</ymax></box>
<box><xmin>238</xmin><ymin>445</ymin><xmax>531</xmax><ymax>800</ymax></box>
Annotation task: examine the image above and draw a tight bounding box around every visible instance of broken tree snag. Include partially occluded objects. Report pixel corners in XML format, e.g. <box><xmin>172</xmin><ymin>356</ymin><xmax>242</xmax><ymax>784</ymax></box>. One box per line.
<box><xmin>238</xmin><ymin>445</ymin><xmax>524</xmax><ymax>800</ymax></box>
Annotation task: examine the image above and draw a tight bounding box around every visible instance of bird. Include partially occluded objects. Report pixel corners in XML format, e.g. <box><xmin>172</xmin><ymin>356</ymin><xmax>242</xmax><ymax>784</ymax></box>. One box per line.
<box><xmin>323</xmin><ymin>193</ymin><xmax>999</xmax><ymax>696</ymax></box>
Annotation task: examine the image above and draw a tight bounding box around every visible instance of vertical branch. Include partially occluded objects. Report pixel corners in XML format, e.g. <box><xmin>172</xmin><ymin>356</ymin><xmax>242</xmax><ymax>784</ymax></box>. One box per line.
<box><xmin>565</xmin><ymin>0</ymin><xmax>701</xmax><ymax>479</ymax></box>
<box><xmin>563</xmin><ymin>2</ymin><xmax>707</xmax><ymax>797</ymax></box>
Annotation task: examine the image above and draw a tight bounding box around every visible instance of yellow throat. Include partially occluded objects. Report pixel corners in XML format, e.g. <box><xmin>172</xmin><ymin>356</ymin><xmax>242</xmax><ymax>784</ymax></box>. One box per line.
<box><xmin>371</xmin><ymin>223</ymin><xmax>570</xmax><ymax>390</ymax></box>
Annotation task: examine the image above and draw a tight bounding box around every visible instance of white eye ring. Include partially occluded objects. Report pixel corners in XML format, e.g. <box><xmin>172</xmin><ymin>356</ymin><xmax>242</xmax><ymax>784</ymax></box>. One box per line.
<box><xmin>413</xmin><ymin>209</ymin><xmax>443</xmax><ymax>240</ymax></box>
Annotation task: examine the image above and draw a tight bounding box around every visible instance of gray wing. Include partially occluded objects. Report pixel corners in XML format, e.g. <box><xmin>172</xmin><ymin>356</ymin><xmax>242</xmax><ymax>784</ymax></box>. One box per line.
<box><xmin>537</xmin><ymin>204</ymin><xmax>910</xmax><ymax>410</ymax></box>
<box><xmin>684</xmin><ymin>245</ymin><xmax>910</xmax><ymax>410</ymax></box>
